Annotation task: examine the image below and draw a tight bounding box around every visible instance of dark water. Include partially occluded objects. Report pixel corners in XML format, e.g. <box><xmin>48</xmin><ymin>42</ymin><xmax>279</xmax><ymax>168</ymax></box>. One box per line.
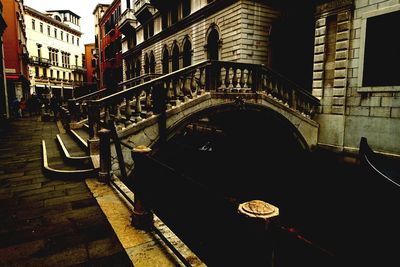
<box><xmin>139</xmin><ymin>111</ymin><xmax>400</xmax><ymax>267</ymax></box>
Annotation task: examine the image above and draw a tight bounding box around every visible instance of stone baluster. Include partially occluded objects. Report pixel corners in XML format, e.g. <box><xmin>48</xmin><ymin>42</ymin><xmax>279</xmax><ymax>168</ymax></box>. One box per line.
<box><xmin>232</xmin><ymin>67</ymin><xmax>238</xmax><ymax>90</ymax></box>
<box><xmin>199</xmin><ymin>66</ymin><xmax>206</xmax><ymax>92</ymax></box>
<box><xmin>224</xmin><ymin>67</ymin><xmax>231</xmax><ymax>92</ymax></box>
<box><xmin>191</xmin><ymin>70</ymin><xmax>198</xmax><ymax>96</ymax></box>
<box><xmin>134</xmin><ymin>91</ymin><xmax>143</xmax><ymax>122</ymax></box>
<box><xmin>125</xmin><ymin>96</ymin><xmax>132</xmax><ymax>122</ymax></box>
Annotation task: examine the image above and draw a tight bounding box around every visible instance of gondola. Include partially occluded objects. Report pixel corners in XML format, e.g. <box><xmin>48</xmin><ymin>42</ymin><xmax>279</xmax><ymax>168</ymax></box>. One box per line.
<box><xmin>358</xmin><ymin>137</ymin><xmax>400</xmax><ymax>188</ymax></box>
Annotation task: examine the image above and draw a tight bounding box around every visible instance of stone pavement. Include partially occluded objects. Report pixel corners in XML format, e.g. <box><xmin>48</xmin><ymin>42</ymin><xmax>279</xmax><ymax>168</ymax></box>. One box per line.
<box><xmin>0</xmin><ymin>116</ymin><xmax>133</xmax><ymax>266</ymax></box>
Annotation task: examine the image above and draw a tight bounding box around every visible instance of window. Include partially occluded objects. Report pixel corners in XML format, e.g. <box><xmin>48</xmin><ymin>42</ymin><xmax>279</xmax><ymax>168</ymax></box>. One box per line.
<box><xmin>75</xmin><ymin>55</ymin><xmax>78</xmax><ymax>66</ymax></box>
<box><xmin>183</xmin><ymin>39</ymin><xmax>192</xmax><ymax>67</ymax></box>
<box><xmin>37</xmin><ymin>43</ymin><xmax>42</xmax><ymax>58</ymax></box>
<box><xmin>54</xmin><ymin>29</ymin><xmax>57</xmax><ymax>38</ymax></box>
<box><xmin>39</xmin><ymin>23</ymin><xmax>43</xmax><ymax>33</ymax></box>
<box><xmin>362</xmin><ymin>10</ymin><xmax>400</xmax><ymax>86</ymax></box>
<box><xmin>66</xmin><ymin>33</ymin><xmax>69</xmax><ymax>42</ymax></box>
<box><xmin>126</xmin><ymin>0</ymin><xmax>130</xmax><ymax>9</ymax></box>
<box><xmin>43</xmin><ymin>68</ymin><xmax>47</xmax><ymax>78</ymax></box>
<box><xmin>69</xmin><ymin>73</ymin><xmax>71</xmax><ymax>81</ymax></box>
<box><xmin>77</xmin><ymin>38</ymin><xmax>79</xmax><ymax>46</ymax></box>
<box><xmin>171</xmin><ymin>8</ymin><xmax>178</xmax><ymax>24</ymax></box>
<box><xmin>91</xmin><ymin>59</ymin><xmax>96</xmax><ymax>67</ymax></box>
<box><xmin>162</xmin><ymin>13</ymin><xmax>168</xmax><ymax>30</ymax></box>
<box><xmin>57</xmin><ymin>70</ymin><xmax>60</xmax><ymax>80</ymax></box>
<box><xmin>183</xmin><ymin>0</ymin><xmax>191</xmax><ymax>18</ymax></box>
<box><xmin>72</xmin><ymin>36</ymin><xmax>74</xmax><ymax>45</ymax></box>
<box><xmin>47</xmin><ymin>26</ymin><xmax>51</xmax><ymax>35</ymax></box>
<box><xmin>61</xmin><ymin>31</ymin><xmax>63</xmax><ymax>40</ymax></box>
<box><xmin>35</xmin><ymin>67</ymin><xmax>39</xmax><ymax>77</ymax></box>
<box><xmin>162</xmin><ymin>46</ymin><xmax>169</xmax><ymax>74</ymax></box>
<box><xmin>172</xmin><ymin>42</ymin><xmax>179</xmax><ymax>71</ymax></box>
<box><xmin>32</xmin><ymin>19</ymin><xmax>35</xmax><ymax>30</ymax></box>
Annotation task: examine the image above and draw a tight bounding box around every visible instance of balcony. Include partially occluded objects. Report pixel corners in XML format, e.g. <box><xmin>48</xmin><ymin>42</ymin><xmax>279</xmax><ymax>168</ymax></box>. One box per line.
<box><xmin>29</xmin><ymin>56</ymin><xmax>51</xmax><ymax>67</ymax></box>
<box><xmin>118</xmin><ymin>9</ymin><xmax>137</xmax><ymax>36</ymax></box>
<box><xmin>71</xmin><ymin>65</ymin><xmax>87</xmax><ymax>73</ymax></box>
<box><xmin>150</xmin><ymin>0</ymin><xmax>177</xmax><ymax>11</ymax></box>
<box><xmin>134</xmin><ymin>0</ymin><xmax>156</xmax><ymax>24</ymax></box>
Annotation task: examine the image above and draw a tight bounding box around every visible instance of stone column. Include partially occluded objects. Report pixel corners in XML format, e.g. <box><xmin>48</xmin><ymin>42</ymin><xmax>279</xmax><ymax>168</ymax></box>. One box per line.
<box><xmin>130</xmin><ymin>145</ymin><xmax>154</xmax><ymax>230</ymax></box>
<box><xmin>87</xmin><ymin>100</ymin><xmax>100</xmax><ymax>156</ymax></box>
<box><xmin>237</xmin><ymin>199</ymin><xmax>279</xmax><ymax>267</ymax></box>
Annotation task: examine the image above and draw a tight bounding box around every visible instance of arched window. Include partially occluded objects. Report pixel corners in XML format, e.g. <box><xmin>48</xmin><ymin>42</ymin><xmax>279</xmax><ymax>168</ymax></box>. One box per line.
<box><xmin>172</xmin><ymin>42</ymin><xmax>180</xmax><ymax>71</ymax></box>
<box><xmin>144</xmin><ymin>53</ymin><xmax>149</xmax><ymax>74</ymax></box>
<box><xmin>207</xmin><ymin>28</ymin><xmax>220</xmax><ymax>60</ymax></box>
<box><xmin>182</xmin><ymin>38</ymin><xmax>192</xmax><ymax>67</ymax></box>
<box><xmin>162</xmin><ymin>46</ymin><xmax>169</xmax><ymax>74</ymax></box>
<box><xmin>149</xmin><ymin>51</ymin><xmax>156</xmax><ymax>74</ymax></box>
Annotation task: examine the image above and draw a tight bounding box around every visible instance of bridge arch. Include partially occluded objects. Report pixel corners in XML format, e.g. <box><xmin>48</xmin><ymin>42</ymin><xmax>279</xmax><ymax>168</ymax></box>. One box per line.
<box><xmin>162</xmin><ymin>101</ymin><xmax>310</xmax><ymax>152</ymax></box>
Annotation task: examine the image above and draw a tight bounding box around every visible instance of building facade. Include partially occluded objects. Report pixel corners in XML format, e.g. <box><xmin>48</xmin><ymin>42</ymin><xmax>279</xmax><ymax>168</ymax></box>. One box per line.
<box><xmin>24</xmin><ymin>6</ymin><xmax>85</xmax><ymax>101</ymax></box>
<box><xmin>93</xmin><ymin>3</ymin><xmax>110</xmax><ymax>90</ymax></box>
<box><xmin>84</xmin><ymin>43</ymin><xmax>97</xmax><ymax>92</ymax></box>
<box><xmin>312</xmin><ymin>0</ymin><xmax>400</xmax><ymax>155</ymax></box>
<box><xmin>0</xmin><ymin>1</ymin><xmax>8</xmax><ymax>121</ymax></box>
<box><xmin>2</xmin><ymin>0</ymin><xmax>29</xmax><ymax>104</ymax></box>
<box><xmin>99</xmin><ymin>0</ymin><xmax>122</xmax><ymax>90</ymax></box>
<box><xmin>117</xmin><ymin>0</ymin><xmax>316</xmax><ymax>90</ymax></box>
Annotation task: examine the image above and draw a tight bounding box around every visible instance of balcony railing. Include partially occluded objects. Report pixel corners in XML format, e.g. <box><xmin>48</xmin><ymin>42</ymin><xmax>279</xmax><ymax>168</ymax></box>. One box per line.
<box><xmin>118</xmin><ymin>8</ymin><xmax>137</xmax><ymax>35</ymax></box>
<box><xmin>29</xmin><ymin>56</ymin><xmax>51</xmax><ymax>66</ymax></box>
<box><xmin>134</xmin><ymin>0</ymin><xmax>155</xmax><ymax>24</ymax></box>
<box><xmin>71</xmin><ymin>65</ymin><xmax>87</xmax><ymax>73</ymax></box>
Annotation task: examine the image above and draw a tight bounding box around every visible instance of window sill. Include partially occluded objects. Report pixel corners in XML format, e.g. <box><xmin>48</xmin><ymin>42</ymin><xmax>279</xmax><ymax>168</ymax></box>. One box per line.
<box><xmin>357</xmin><ymin>86</ymin><xmax>400</xmax><ymax>93</ymax></box>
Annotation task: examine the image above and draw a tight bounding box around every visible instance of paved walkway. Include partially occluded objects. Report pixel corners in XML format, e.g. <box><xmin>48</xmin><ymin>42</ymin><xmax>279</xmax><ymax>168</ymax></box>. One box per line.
<box><xmin>0</xmin><ymin>116</ymin><xmax>132</xmax><ymax>266</ymax></box>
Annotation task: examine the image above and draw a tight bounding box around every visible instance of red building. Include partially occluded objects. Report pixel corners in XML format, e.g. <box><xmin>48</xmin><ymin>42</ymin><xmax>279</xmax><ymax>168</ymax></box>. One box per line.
<box><xmin>0</xmin><ymin>1</ymin><xmax>8</xmax><ymax>121</ymax></box>
<box><xmin>84</xmin><ymin>43</ymin><xmax>97</xmax><ymax>92</ymax></box>
<box><xmin>2</xmin><ymin>0</ymin><xmax>29</xmax><ymax>103</ymax></box>
<box><xmin>99</xmin><ymin>0</ymin><xmax>122</xmax><ymax>90</ymax></box>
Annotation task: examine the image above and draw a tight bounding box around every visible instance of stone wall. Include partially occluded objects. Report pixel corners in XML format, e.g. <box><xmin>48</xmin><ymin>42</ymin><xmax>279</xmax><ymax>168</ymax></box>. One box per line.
<box><xmin>126</xmin><ymin>0</ymin><xmax>280</xmax><ymax>76</ymax></box>
<box><xmin>313</xmin><ymin>0</ymin><xmax>400</xmax><ymax>155</ymax></box>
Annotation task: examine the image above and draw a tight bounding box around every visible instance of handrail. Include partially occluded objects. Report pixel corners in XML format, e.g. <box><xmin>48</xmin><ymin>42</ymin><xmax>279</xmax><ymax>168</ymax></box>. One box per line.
<box><xmin>74</xmin><ymin>88</ymin><xmax>107</xmax><ymax>102</ymax></box>
<box><xmin>95</xmin><ymin>60</ymin><xmax>210</xmax><ymax>106</ymax></box>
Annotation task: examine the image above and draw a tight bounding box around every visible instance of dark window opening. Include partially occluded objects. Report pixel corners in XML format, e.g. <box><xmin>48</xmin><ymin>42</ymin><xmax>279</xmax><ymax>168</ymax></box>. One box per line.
<box><xmin>172</xmin><ymin>43</ymin><xmax>180</xmax><ymax>71</ymax></box>
<box><xmin>162</xmin><ymin>47</ymin><xmax>169</xmax><ymax>74</ymax></box>
<box><xmin>363</xmin><ymin>10</ymin><xmax>400</xmax><ymax>86</ymax></box>
<box><xmin>207</xmin><ymin>28</ymin><xmax>219</xmax><ymax>60</ymax></box>
<box><xmin>150</xmin><ymin>52</ymin><xmax>156</xmax><ymax>74</ymax></box>
<box><xmin>144</xmin><ymin>53</ymin><xmax>150</xmax><ymax>74</ymax></box>
<box><xmin>171</xmin><ymin>8</ymin><xmax>178</xmax><ymax>25</ymax></box>
<box><xmin>183</xmin><ymin>1</ymin><xmax>191</xmax><ymax>18</ymax></box>
<box><xmin>183</xmin><ymin>39</ymin><xmax>192</xmax><ymax>67</ymax></box>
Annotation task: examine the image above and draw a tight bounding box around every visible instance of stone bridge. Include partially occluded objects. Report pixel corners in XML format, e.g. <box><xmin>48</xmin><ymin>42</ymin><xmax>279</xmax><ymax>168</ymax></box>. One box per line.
<box><xmin>63</xmin><ymin>60</ymin><xmax>320</xmax><ymax>163</ymax></box>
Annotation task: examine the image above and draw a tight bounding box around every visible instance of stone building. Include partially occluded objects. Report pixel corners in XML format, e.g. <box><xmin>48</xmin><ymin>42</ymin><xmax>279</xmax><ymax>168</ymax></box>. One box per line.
<box><xmin>24</xmin><ymin>6</ymin><xmax>86</xmax><ymax>100</ymax></box>
<box><xmin>117</xmin><ymin>0</ymin><xmax>316</xmax><ymax>89</ymax></box>
<box><xmin>312</xmin><ymin>0</ymin><xmax>400</xmax><ymax>155</ymax></box>
<box><xmin>112</xmin><ymin>0</ymin><xmax>399</xmax><ymax>156</ymax></box>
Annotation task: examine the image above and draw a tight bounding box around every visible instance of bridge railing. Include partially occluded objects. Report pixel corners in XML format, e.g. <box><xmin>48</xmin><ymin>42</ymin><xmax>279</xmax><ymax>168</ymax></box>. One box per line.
<box><xmin>76</xmin><ymin>60</ymin><xmax>319</xmax><ymax>146</ymax></box>
<box><xmin>65</xmin><ymin>73</ymin><xmax>160</xmax><ymax>124</ymax></box>
<box><xmin>212</xmin><ymin>60</ymin><xmax>320</xmax><ymax>116</ymax></box>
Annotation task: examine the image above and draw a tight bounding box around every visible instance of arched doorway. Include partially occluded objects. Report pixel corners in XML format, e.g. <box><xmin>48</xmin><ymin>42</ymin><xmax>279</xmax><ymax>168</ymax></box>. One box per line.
<box><xmin>171</xmin><ymin>42</ymin><xmax>180</xmax><ymax>72</ymax></box>
<box><xmin>207</xmin><ymin>28</ymin><xmax>220</xmax><ymax>60</ymax></box>
<box><xmin>182</xmin><ymin>38</ymin><xmax>192</xmax><ymax>67</ymax></box>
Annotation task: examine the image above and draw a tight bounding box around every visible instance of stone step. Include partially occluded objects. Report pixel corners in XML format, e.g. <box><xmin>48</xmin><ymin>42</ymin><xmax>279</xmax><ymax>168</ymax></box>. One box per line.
<box><xmin>42</xmin><ymin>139</ymin><xmax>97</xmax><ymax>179</ymax></box>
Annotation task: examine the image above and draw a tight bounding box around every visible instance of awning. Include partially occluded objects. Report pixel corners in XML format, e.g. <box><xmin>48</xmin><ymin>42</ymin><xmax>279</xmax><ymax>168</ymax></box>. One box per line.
<box><xmin>51</xmin><ymin>86</ymin><xmax>62</xmax><ymax>89</ymax></box>
<box><xmin>63</xmin><ymin>87</ymin><xmax>73</xmax><ymax>90</ymax></box>
<box><xmin>35</xmin><ymin>84</ymin><xmax>45</xmax><ymax>88</ymax></box>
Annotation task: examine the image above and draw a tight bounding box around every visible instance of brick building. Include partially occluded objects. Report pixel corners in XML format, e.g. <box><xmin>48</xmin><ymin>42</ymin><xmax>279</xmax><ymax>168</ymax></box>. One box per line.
<box><xmin>2</xmin><ymin>0</ymin><xmax>29</xmax><ymax>104</ymax></box>
<box><xmin>99</xmin><ymin>0</ymin><xmax>122</xmax><ymax>90</ymax></box>
<box><xmin>0</xmin><ymin>1</ymin><xmax>7</xmax><ymax>121</ymax></box>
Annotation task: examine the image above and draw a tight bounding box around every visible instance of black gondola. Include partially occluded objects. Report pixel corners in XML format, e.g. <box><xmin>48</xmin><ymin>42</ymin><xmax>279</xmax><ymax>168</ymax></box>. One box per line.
<box><xmin>358</xmin><ymin>136</ymin><xmax>400</xmax><ymax>188</ymax></box>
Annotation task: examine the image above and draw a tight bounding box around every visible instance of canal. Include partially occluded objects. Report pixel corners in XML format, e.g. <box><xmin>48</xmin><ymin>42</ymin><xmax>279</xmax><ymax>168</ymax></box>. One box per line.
<box><xmin>137</xmin><ymin>109</ymin><xmax>399</xmax><ymax>267</ymax></box>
